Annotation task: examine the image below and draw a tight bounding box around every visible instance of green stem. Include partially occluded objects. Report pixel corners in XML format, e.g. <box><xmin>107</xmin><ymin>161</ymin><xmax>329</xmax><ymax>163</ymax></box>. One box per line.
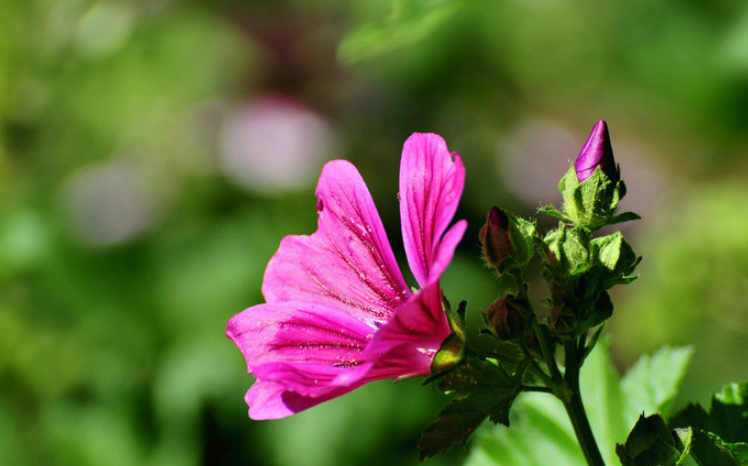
<box><xmin>562</xmin><ymin>339</ymin><xmax>607</xmax><ymax>466</ymax></box>
<box><xmin>509</xmin><ymin>269</ymin><xmax>605</xmax><ymax>465</ymax></box>
<box><xmin>533</xmin><ymin>321</ymin><xmax>564</xmax><ymax>383</ymax></box>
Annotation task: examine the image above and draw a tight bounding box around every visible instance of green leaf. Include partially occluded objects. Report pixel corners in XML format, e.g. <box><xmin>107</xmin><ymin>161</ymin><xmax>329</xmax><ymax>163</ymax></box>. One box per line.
<box><xmin>419</xmin><ymin>358</ymin><xmax>521</xmax><ymax>461</ymax></box>
<box><xmin>338</xmin><ymin>0</ymin><xmax>461</xmax><ymax>64</ymax></box>
<box><xmin>670</xmin><ymin>382</ymin><xmax>748</xmax><ymax>466</ymax></box>
<box><xmin>615</xmin><ymin>414</ymin><xmax>690</xmax><ymax>466</ymax></box>
<box><xmin>621</xmin><ymin>346</ymin><xmax>695</xmax><ymax>419</ymax></box>
<box><xmin>465</xmin><ymin>342</ymin><xmax>693</xmax><ymax>466</ymax></box>
<box><xmin>711</xmin><ymin>383</ymin><xmax>748</xmax><ymax>442</ymax></box>
<box><xmin>687</xmin><ymin>431</ymin><xmax>747</xmax><ymax>466</ymax></box>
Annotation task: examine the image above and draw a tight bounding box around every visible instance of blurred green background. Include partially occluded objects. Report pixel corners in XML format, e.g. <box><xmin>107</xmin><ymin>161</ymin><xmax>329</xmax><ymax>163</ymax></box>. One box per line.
<box><xmin>2</xmin><ymin>0</ymin><xmax>748</xmax><ymax>464</ymax></box>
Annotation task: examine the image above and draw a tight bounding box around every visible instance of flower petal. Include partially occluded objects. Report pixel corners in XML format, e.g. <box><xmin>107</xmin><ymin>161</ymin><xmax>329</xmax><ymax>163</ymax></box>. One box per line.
<box><xmin>253</xmin><ymin>360</ymin><xmax>374</xmax><ymax>397</ymax></box>
<box><xmin>364</xmin><ymin>282</ymin><xmax>451</xmax><ymax>379</ymax></box>
<box><xmin>226</xmin><ymin>302</ymin><xmax>373</xmax><ymax>371</ymax></box>
<box><xmin>245</xmin><ymin>380</ymin><xmax>340</xmax><ymax>420</ymax></box>
<box><xmin>400</xmin><ymin>133</ymin><xmax>466</xmax><ymax>287</ymax></box>
<box><xmin>263</xmin><ymin>160</ymin><xmax>410</xmax><ymax>325</ymax></box>
<box><xmin>430</xmin><ymin>219</ymin><xmax>467</xmax><ymax>284</ymax></box>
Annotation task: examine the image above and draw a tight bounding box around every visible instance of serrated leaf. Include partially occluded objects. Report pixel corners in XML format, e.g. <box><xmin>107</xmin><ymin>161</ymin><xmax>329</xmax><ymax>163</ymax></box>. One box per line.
<box><xmin>420</xmin><ymin>397</ymin><xmax>497</xmax><ymax>460</ymax></box>
<box><xmin>688</xmin><ymin>430</ymin><xmax>745</xmax><ymax>466</ymax></box>
<box><xmin>622</xmin><ymin>346</ymin><xmax>694</xmax><ymax>419</ymax></box>
<box><xmin>419</xmin><ymin>358</ymin><xmax>521</xmax><ymax>461</ymax></box>
<box><xmin>671</xmin><ymin>382</ymin><xmax>748</xmax><ymax>444</ymax></box>
<box><xmin>674</xmin><ymin>428</ymin><xmax>695</xmax><ymax>464</ymax></box>
<box><xmin>616</xmin><ymin>414</ymin><xmax>689</xmax><ymax>466</ymax></box>
<box><xmin>670</xmin><ymin>382</ymin><xmax>748</xmax><ymax>466</ymax></box>
<box><xmin>711</xmin><ymin>383</ymin><xmax>748</xmax><ymax>442</ymax></box>
<box><xmin>465</xmin><ymin>341</ymin><xmax>693</xmax><ymax>466</ymax></box>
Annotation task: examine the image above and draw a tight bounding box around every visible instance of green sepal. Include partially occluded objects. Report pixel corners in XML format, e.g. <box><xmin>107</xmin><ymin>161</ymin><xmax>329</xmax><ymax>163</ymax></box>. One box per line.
<box><xmin>507</xmin><ymin>214</ymin><xmax>537</xmax><ymax>272</ymax></box>
<box><xmin>582</xmin><ymin>325</ymin><xmax>605</xmax><ymax>362</ymax></box>
<box><xmin>543</xmin><ymin>224</ymin><xmax>592</xmax><ymax>275</ymax></box>
<box><xmin>431</xmin><ymin>299</ymin><xmax>467</xmax><ymax>374</ymax></box>
<box><xmin>607</xmin><ymin>211</ymin><xmax>642</xmax><ymax>225</ymax></box>
<box><xmin>480</xmin><ymin>209</ymin><xmax>537</xmax><ymax>274</ymax></box>
<box><xmin>431</xmin><ymin>333</ymin><xmax>465</xmax><ymax>374</ymax></box>
<box><xmin>419</xmin><ymin>357</ymin><xmax>523</xmax><ymax>461</ymax></box>
<box><xmin>559</xmin><ymin>163</ymin><xmax>626</xmax><ymax>230</ymax></box>
<box><xmin>616</xmin><ymin>414</ymin><xmax>691</xmax><ymax>466</ymax></box>
<box><xmin>537</xmin><ymin>205</ymin><xmax>569</xmax><ymax>221</ymax></box>
<box><xmin>591</xmin><ymin>232</ymin><xmax>642</xmax><ymax>287</ymax></box>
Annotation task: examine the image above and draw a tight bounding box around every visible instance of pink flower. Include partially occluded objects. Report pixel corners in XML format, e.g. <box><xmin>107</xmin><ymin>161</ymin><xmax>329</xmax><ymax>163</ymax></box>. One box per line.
<box><xmin>226</xmin><ymin>133</ymin><xmax>467</xmax><ymax>419</ymax></box>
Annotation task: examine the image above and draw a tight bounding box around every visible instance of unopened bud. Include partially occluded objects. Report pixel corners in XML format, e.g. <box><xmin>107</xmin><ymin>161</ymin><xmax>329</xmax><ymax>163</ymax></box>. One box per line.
<box><xmin>479</xmin><ymin>207</ymin><xmax>513</xmax><ymax>270</ymax></box>
<box><xmin>486</xmin><ymin>297</ymin><xmax>528</xmax><ymax>341</ymax></box>
<box><xmin>558</xmin><ymin>120</ymin><xmax>627</xmax><ymax>230</ymax></box>
<box><xmin>575</xmin><ymin>120</ymin><xmax>617</xmax><ymax>183</ymax></box>
<box><xmin>479</xmin><ymin>207</ymin><xmax>535</xmax><ymax>272</ymax></box>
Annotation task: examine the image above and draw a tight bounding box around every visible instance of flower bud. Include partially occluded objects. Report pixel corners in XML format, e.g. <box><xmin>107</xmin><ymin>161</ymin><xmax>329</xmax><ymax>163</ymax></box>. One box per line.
<box><xmin>479</xmin><ymin>207</ymin><xmax>536</xmax><ymax>273</ymax></box>
<box><xmin>575</xmin><ymin>120</ymin><xmax>617</xmax><ymax>183</ymax></box>
<box><xmin>479</xmin><ymin>207</ymin><xmax>513</xmax><ymax>270</ymax></box>
<box><xmin>485</xmin><ymin>296</ymin><xmax>528</xmax><ymax>342</ymax></box>
<box><xmin>558</xmin><ymin>120</ymin><xmax>627</xmax><ymax>230</ymax></box>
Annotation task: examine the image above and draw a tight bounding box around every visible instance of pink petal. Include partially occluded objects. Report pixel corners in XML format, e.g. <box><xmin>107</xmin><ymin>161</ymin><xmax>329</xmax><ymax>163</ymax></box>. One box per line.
<box><xmin>245</xmin><ymin>374</ymin><xmax>376</xmax><ymax>420</ymax></box>
<box><xmin>252</xmin><ymin>360</ymin><xmax>375</xmax><ymax>397</ymax></box>
<box><xmin>246</xmin><ymin>380</ymin><xmax>334</xmax><ymax>420</ymax></box>
<box><xmin>430</xmin><ymin>220</ymin><xmax>467</xmax><ymax>283</ymax></box>
<box><xmin>364</xmin><ymin>282</ymin><xmax>451</xmax><ymax>379</ymax></box>
<box><xmin>263</xmin><ymin>160</ymin><xmax>411</xmax><ymax>326</ymax></box>
<box><xmin>400</xmin><ymin>133</ymin><xmax>466</xmax><ymax>287</ymax></box>
<box><xmin>226</xmin><ymin>302</ymin><xmax>373</xmax><ymax>371</ymax></box>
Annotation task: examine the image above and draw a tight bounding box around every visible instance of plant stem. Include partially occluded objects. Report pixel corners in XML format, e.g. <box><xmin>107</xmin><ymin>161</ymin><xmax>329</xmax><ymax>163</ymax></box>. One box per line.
<box><xmin>511</xmin><ymin>269</ymin><xmax>605</xmax><ymax>465</ymax></box>
<box><xmin>562</xmin><ymin>339</ymin><xmax>607</xmax><ymax>466</ymax></box>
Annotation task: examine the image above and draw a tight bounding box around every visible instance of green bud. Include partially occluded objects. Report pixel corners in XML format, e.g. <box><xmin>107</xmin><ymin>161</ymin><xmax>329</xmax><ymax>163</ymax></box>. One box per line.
<box><xmin>543</xmin><ymin>224</ymin><xmax>592</xmax><ymax>276</ymax></box>
<box><xmin>591</xmin><ymin>232</ymin><xmax>641</xmax><ymax>287</ymax></box>
<box><xmin>479</xmin><ymin>207</ymin><xmax>536</xmax><ymax>273</ymax></box>
<box><xmin>543</xmin><ymin>225</ymin><xmax>621</xmax><ymax>336</ymax></box>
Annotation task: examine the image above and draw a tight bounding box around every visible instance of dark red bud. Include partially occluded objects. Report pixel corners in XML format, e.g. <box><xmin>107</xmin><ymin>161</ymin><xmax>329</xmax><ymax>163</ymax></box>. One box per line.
<box><xmin>479</xmin><ymin>207</ymin><xmax>514</xmax><ymax>270</ymax></box>
<box><xmin>486</xmin><ymin>297</ymin><xmax>527</xmax><ymax>341</ymax></box>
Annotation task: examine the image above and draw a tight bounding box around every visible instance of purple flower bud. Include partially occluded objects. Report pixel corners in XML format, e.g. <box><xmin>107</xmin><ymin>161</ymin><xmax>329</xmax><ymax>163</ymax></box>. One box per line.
<box><xmin>575</xmin><ymin>120</ymin><xmax>617</xmax><ymax>182</ymax></box>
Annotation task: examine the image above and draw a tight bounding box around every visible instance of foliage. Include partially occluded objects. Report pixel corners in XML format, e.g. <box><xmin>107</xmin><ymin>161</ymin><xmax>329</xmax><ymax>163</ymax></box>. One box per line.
<box><xmin>464</xmin><ymin>343</ymin><xmax>693</xmax><ymax>466</ymax></box>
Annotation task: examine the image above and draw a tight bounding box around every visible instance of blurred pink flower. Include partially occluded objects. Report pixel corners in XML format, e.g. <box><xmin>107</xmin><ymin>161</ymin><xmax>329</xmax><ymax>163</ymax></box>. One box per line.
<box><xmin>226</xmin><ymin>133</ymin><xmax>467</xmax><ymax>419</ymax></box>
